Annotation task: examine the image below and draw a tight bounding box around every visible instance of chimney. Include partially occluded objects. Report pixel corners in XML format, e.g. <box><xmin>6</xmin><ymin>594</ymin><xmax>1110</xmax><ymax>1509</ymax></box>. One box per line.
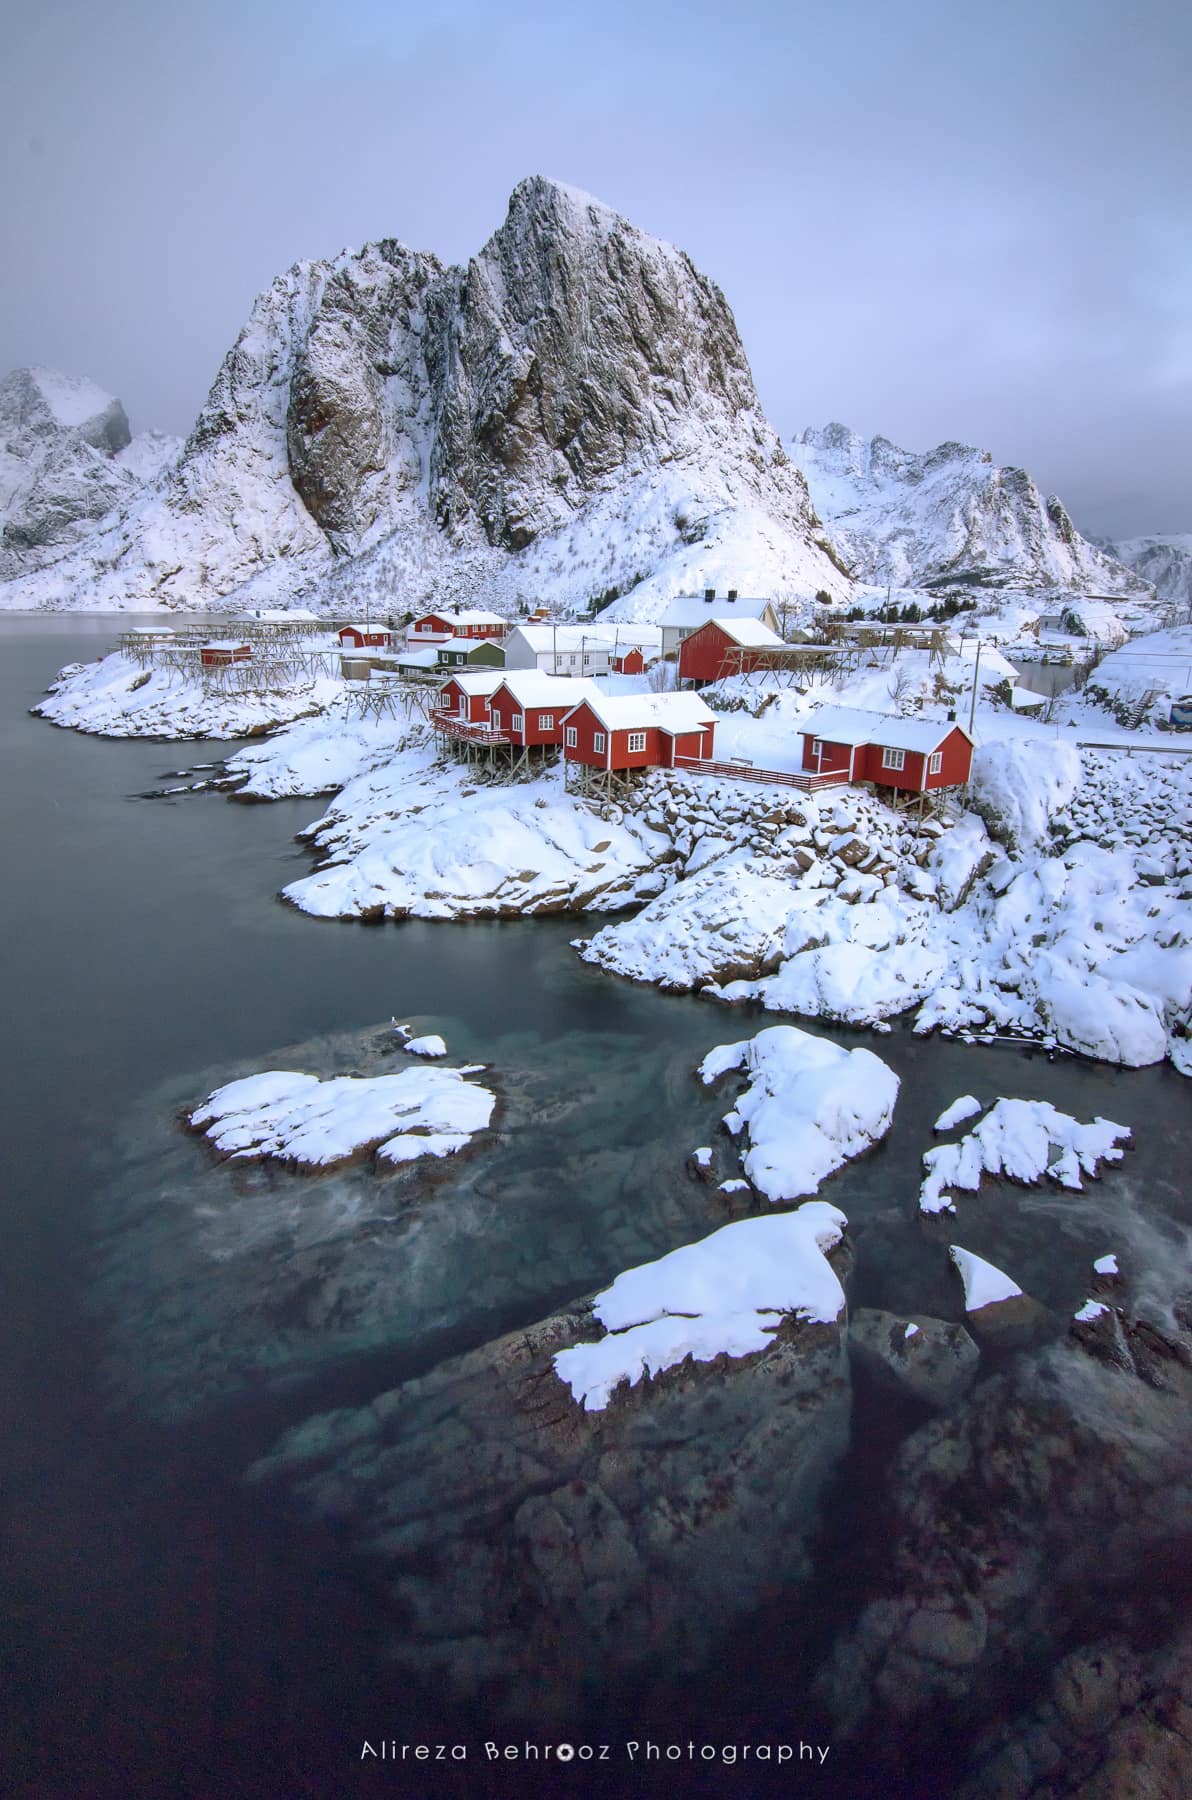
<box><xmin>727</xmin><ymin>589</ymin><xmax>738</xmax><ymax>602</ymax></box>
<box><xmin>704</xmin><ymin>588</ymin><xmax>715</xmax><ymax>603</ymax></box>
<box><xmin>947</xmin><ymin>709</ymin><xmax>956</xmax><ymax>721</ymax></box>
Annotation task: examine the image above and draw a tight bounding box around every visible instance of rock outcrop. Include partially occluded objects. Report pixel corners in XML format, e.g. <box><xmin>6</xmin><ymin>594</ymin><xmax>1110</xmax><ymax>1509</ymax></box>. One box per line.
<box><xmin>248</xmin><ymin>1230</ymin><xmax>853</xmax><ymax>1717</ymax></box>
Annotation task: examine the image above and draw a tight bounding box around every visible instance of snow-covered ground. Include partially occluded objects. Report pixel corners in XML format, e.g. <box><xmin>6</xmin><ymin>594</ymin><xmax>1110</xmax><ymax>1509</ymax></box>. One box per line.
<box><xmin>189</xmin><ymin>1062</ymin><xmax>495</xmax><ymax>1170</ymax></box>
<box><xmin>36</xmin><ymin>649</ymin><xmax>339</xmax><ymax>739</ymax></box>
<box><xmin>553</xmin><ymin>1200</ymin><xmax>848</xmax><ymax>1411</ymax></box>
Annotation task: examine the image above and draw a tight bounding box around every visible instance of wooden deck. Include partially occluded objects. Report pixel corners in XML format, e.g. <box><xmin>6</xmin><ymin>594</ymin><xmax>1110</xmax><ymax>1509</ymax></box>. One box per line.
<box><xmin>430</xmin><ymin>709</ymin><xmax>512</xmax><ymax>746</ymax></box>
<box><xmin>673</xmin><ymin>757</ymin><xmax>849</xmax><ymax>791</ymax></box>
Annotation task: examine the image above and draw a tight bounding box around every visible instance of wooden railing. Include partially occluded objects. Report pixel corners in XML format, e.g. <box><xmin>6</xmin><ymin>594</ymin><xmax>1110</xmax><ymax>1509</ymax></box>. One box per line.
<box><xmin>673</xmin><ymin>758</ymin><xmax>849</xmax><ymax>791</ymax></box>
<box><xmin>430</xmin><ymin>709</ymin><xmax>512</xmax><ymax>745</ymax></box>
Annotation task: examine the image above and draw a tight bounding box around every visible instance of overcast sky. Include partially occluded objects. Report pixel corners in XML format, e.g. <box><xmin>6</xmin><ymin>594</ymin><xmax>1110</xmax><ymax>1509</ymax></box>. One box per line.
<box><xmin>2</xmin><ymin>0</ymin><xmax>1188</xmax><ymax>537</ymax></box>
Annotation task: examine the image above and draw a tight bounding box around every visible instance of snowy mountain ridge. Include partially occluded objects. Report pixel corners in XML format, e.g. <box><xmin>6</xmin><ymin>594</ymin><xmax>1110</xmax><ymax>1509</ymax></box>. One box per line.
<box><xmin>0</xmin><ymin>179</ymin><xmax>846</xmax><ymax>615</ymax></box>
<box><xmin>0</xmin><ymin>366</ymin><xmax>180</xmax><ymax>581</ymax></box>
<box><xmin>789</xmin><ymin>422</ymin><xmax>1152</xmax><ymax>600</ymax></box>
<box><xmin>1097</xmin><ymin>534</ymin><xmax>1192</xmax><ymax>611</ymax></box>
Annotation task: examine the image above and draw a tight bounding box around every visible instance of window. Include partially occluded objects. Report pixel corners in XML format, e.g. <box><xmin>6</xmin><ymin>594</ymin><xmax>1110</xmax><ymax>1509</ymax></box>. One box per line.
<box><xmin>593</xmin><ymin>732</ymin><xmax>606</xmax><ymax>753</ymax></box>
<box><xmin>538</xmin><ymin>713</ymin><xmax>554</xmax><ymax>730</ymax></box>
<box><xmin>564</xmin><ymin>726</ymin><xmax>578</xmax><ymax>748</ymax></box>
<box><xmin>928</xmin><ymin>750</ymin><xmax>943</xmax><ymax>775</ymax></box>
<box><xmin>881</xmin><ymin>747</ymin><xmax>906</xmax><ymax>771</ymax></box>
<box><xmin>811</xmin><ymin>738</ymin><xmax>824</xmax><ymax>756</ymax></box>
<box><xmin>582</xmin><ymin>654</ymin><xmax>591</xmax><ymax>666</ymax></box>
<box><xmin>627</xmin><ymin>731</ymin><xmax>647</xmax><ymax>753</ymax></box>
<box><xmin>512</xmin><ymin>714</ymin><xmax>524</xmax><ymax>733</ymax></box>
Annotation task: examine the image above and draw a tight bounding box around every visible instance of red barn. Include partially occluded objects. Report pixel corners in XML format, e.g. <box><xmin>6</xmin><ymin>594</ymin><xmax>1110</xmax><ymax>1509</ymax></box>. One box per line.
<box><xmin>487</xmin><ymin>674</ymin><xmax>598</xmax><ymax>747</ymax></box>
<box><xmin>435</xmin><ymin>671</ymin><xmax>506</xmax><ymax>726</ymax></box>
<box><xmin>200</xmin><ymin>640</ymin><xmax>251</xmax><ymax>668</ymax></box>
<box><xmin>562</xmin><ymin>692</ymin><xmax>717</xmax><ymax>774</ymax></box>
<box><xmin>798</xmin><ymin>707</ymin><xmax>974</xmax><ymax>792</ymax></box>
<box><xmin>609</xmin><ymin>646</ymin><xmax>647</xmax><ymax>675</ymax></box>
<box><xmin>678</xmin><ymin>616</ymin><xmax>786</xmax><ymax>686</ymax></box>
<box><xmin>338</xmin><ymin>624</ymin><xmax>394</xmax><ymax>649</ymax></box>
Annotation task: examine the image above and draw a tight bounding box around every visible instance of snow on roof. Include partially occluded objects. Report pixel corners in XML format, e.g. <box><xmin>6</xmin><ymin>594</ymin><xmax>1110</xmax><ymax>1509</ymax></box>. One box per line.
<box><xmin>509</xmin><ymin>623</ymin><xmax>662</xmax><ymax>653</ymax></box>
<box><xmin>434</xmin><ymin>609</ymin><xmax>506</xmax><ymax>627</ymax></box>
<box><xmin>443</xmin><ymin>670</ymin><xmax>507</xmax><ymax>693</ymax></box>
<box><xmin>203</xmin><ymin>638</ymin><xmax>250</xmax><ymax>649</ymax></box>
<box><xmin>394</xmin><ymin>646</ymin><xmax>441</xmax><ymax>667</ymax></box>
<box><xmin>567</xmin><ymin>690</ymin><xmax>717</xmax><ymax>734</ymax></box>
<box><xmin>660</xmin><ymin>594</ymin><xmax>775</xmax><ymax>628</ymax></box>
<box><xmin>801</xmin><ymin>705</ymin><xmax>972</xmax><ymax>752</ymax></box>
<box><xmin>341</xmin><ymin>622</ymin><xmax>388</xmax><ymax>633</ymax></box>
<box><xmin>493</xmin><ymin>672</ymin><xmax>599</xmax><ymax>707</ymax></box>
<box><xmin>691</xmin><ymin>616</ymin><xmax>786</xmax><ymax>649</ymax></box>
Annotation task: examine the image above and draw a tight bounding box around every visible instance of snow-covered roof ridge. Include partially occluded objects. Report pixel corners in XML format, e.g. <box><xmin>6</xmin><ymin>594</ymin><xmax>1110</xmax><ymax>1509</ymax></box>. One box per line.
<box><xmin>510</xmin><ymin>622</ymin><xmax>663</xmax><ymax>652</ymax></box>
<box><xmin>493</xmin><ymin>671</ymin><xmax>599</xmax><ymax>706</ymax></box>
<box><xmin>566</xmin><ymin>690</ymin><xmax>717</xmax><ymax>733</ymax></box>
<box><xmin>660</xmin><ymin>593</ymin><xmax>775</xmax><ymax>628</ymax></box>
<box><xmin>802</xmin><ymin>703</ymin><xmax>973</xmax><ymax>752</ymax></box>
<box><xmin>696</xmin><ymin>615</ymin><xmax>785</xmax><ymax>647</ymax></box>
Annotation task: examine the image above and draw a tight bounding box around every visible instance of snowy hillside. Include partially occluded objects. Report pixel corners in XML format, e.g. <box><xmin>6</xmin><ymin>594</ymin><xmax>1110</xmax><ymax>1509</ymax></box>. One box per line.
<box><xmin>0</xmin><ymin>366</ymin><xmax>181</xmax><ymax>582</ymax></box>
<box><xmin>0</xmin><ymin>179</ymin><xmax>847</xmax><ymax>616</ymax></box>
<box><xmin>1099</xmin><ymin>535</ymin><xmax>1192</xmax><ymax>612</ymax></box>
<box><xmin>789</xmin><ymin>423</ymin><xmax>1154</xmax><ymax>601</ymax></box>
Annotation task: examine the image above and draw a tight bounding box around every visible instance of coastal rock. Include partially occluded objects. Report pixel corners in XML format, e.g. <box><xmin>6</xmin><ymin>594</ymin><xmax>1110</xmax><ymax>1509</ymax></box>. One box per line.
<box><xmin>848</xmin><ymin>1308</ymin><xmax>980</xmax><ymax>1409</ymax></box>
<box><xmin>248</xmin><ymin>1211</ymin><xmax>853</xmax><ymax>1716</ymax></box>
<box><xmin>816</xmin><ymin>1309</ymin><xmax>1192</xmax><ymax>1754</ymax></box>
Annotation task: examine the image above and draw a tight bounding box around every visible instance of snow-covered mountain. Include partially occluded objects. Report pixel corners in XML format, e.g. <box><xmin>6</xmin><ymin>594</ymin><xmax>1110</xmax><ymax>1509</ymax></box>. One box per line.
<box><xmin>789</xmin><ymin>423</ymin><xmax>1153</xmax><ymax>599</ymax></box>
<box><xmin>0</xmin><ymin>179</ymin><xmax>847</xmax><ymax>615</ymax></box>
<box><xmin>0</xmin><ymin>367</ymin><xmax>179</xmax><ymax>581</ymax></box>
<box><xmin>1097</xmin><ymin>535</ymin><xmax>1192</xmax><ymax>612</ymax></box>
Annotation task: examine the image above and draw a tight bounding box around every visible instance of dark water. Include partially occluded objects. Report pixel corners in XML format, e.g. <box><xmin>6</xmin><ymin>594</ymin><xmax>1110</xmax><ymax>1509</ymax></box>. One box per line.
<box><xmin>3</xmin><ymin>620</ymin><xmax>1189</xmax><ymax>1799</ymax></box>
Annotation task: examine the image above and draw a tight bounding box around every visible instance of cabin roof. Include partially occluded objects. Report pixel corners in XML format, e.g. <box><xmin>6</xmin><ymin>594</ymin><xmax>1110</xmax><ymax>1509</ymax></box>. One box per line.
<box><xmin>566</xmin><ymin>691</ymin><xmax>718</xmax><ymax>734</ymax></box>
<box><xmin>429</xmin><ymin>608</ymin><xmax>506</xmax><ymax>627</ymax></box>
<box><xmin>689</xmin><ymin>616</ymin><xmax>786</xmax><ymax>649</ymax></box>
<box><xmin>492</xmin><ymin>672</ymin><xmax>599</xmax><ymax>707</ymax></box>
<box><xmin>800</xmin><ymin>705</ymin><xmax>974</xmax><ymax>752</ymax></box>
<box><xmin>660</xmin><ymin>594</ymin><xmax>774</xmax><ymax>629</ymax></box>
<box><xmin>443</xmin><ymin>670</ymin><xmax>507</xmax><ymax>694</ymax></box>
<box><xmin>509</xmin><ymin>623</ymin><xmax>663</xmax><ymax>653</ymax></box>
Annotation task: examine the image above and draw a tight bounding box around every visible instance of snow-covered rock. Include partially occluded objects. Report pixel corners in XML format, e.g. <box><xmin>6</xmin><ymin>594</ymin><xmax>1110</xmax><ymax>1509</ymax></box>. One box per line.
<box><xmin>698</xmin><ymin>1025</ymin><xmax>899</xmax><ymax>1201</ymax></box>
<box><xmin>968</xmin><ymin>736</ymin><xmax>1082</xmax><ymax>851</ymax></box>
<box><xmin>0</xmin><ymin>366</ymin><xmax>178</xmax><ymax>580</ymax></box>
<box><xmin>790</xmin><ymin>422</ymin><xmax>1154</xmax><ymax>600</ymax></box>
<box><xmin>920</xmin><ymin>1098</ymin><xmax>1131</xmax><ymax>1214</ymax></box>
<box><xmin>553</xmin><ymin>1201</ymin><xmax>848</xmax><ymax>1411</ymax></box>
<box><xmin>188</xmin><ymin>1064</ymin><xmax>494</xmax><ymax>1170</ymax></box>
<box><xmin>949</xmin><ymin>1245</ymin><xmax>1023</xmax><ymax>1309</ymax></box>
<box><xmin>1099</xmin><ymin>533</ymin><xmax>1192</xmax><ymax>610</ymax></box>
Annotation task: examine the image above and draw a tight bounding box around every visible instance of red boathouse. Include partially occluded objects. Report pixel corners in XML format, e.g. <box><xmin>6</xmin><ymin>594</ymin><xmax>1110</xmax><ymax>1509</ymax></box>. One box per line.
<box><xmin>678</xmin><ymin>616</ymin><xmax>786</xmax><ymax>686</ymax></box>
<box><xmin>797</xmin><ymin>707</ymin><xmax>974</xmax><ymax>793</ymax></box>
<box><xmin>561</xmin><ymin>692</ymin><xmax>717</xmax><ymax>790</ymax></box>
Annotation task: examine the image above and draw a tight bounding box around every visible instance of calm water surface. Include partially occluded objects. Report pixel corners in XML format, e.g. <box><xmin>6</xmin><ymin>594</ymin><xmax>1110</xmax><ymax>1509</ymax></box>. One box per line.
<box><xmin>2</xmin><ymin>619</ymin><xmax>1188</xmax><ymax>1799</ymax></box>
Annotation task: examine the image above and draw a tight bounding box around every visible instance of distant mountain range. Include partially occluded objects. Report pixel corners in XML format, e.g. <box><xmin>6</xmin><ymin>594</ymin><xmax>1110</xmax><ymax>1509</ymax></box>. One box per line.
<box><xmin>0</xmin><ymin>180</ymin><xmax>1171</xmax><ymax>617</ymax></box>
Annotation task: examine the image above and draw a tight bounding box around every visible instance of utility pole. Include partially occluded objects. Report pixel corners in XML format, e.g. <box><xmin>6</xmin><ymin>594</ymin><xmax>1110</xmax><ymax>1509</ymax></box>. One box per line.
<box><xmin>968</xmin><ymin>639</ymin><xmax>982</xmax><ymax>735</ymax></box>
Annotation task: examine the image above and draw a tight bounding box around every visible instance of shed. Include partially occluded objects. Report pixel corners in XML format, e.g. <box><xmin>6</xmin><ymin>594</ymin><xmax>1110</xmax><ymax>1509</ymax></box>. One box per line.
<box><xmin>199</xmin><ymin>640</ymin><xmax>252</xmax><ymax>668</ymax></box>
<box><xmin>659</xmin><ymin>591</ymin><xmax>779</xmax><ymax>660</ymax></box>
<box><xmin>798</xmin><ymin>706</ymin><xmax>974</xmax><ymax>792</ymax></box>
<box><xmin>678</xmin><ymin>616</ymin><xmax>787</xmax><ymax>686</ymax></box>
<box><xmin>338</xmin><ymin>624</ymin><xmax>394</xmax><ymax>649</ymax></box>
<box><xmin>436</xmin><ymin>671</ymin><xmax>507</xmax><ymax>725</ymax></box>
<box><xmin>436</xmin><ymin>638</ymin><xmax>505</xmax><ymax>670</ymax></box>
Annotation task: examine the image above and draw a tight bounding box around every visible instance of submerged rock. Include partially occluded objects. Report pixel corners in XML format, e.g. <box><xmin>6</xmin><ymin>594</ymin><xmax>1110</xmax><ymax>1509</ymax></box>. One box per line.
<box><xmin>848</xmin><ymin>1308</ymin><xmax>980</xmax><ymax>1410</ymax></box>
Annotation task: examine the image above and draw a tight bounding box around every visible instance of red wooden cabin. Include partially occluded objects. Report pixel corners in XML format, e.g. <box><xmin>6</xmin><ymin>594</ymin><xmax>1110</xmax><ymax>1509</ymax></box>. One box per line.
<box><xmin>562</xmin><ymin>693</ymin><xmax>717</xmax><ymax>772</ymax></box>
<box><xmin>487</xmin><ymin>675</ymin><xmax>597</xmax><ymax>747</ymax></box>
<box><xmin>609</xmin><ymin>646</ymin><xmax>647</xmax><ymax>675</ymax></box>
<box><xmin>798</xmin><ymin>707</ymin><xmax>974</xmax><ymax>792</ymax></box>
<box><xmin>199</xmin><ymin>641</ymin><xmax>252</xmax><ymax>668</ymax></box>
<box><xmin>409</xmin><ymin>610</ymin><xmax>506</xmax><ymax>642</ymax></box>
<box><xmin>678</xmin><ymin>616</ymin><xmax>785</xmax><ymax>685</ymax></box>
<box><xmin>436</xmin><ymin>672</ymin><xmax>506</xmax><ymax>725</ymax></box>
<box><xmin>338</xmin><ymin>624</ymin><xmax>393</xmax><ymax>649</ymax></box>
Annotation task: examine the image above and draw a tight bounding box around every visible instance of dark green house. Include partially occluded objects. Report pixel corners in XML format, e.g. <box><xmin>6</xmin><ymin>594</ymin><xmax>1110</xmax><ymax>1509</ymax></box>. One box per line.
<box><xmin>436</xmin><ymin>638</ymin><xmax>505</xmax><ymax>671</ymax></box>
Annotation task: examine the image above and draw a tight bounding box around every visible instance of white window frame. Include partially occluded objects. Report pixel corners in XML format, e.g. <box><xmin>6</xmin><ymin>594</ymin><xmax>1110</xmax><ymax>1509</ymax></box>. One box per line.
<box><xmin>811</xmin><ymin>738</ymin><xmax>824</xmax><ymax>756</ymax></box>
<box><xmin>627</xmin><ymin>731</ymin><xmax>647</xmax><ymax>753</ymax></box>
<box><xmin>512</xmin><ymin>713</ymin><xmax>524</xmax><ymax>733</ymax></box>
<box><xmin>457</xmin><ymin>694</ymin><xmax>468</xmax><ymax>715</ymax></box>
<box><xmin>881</xmin><ymin>746</ymin><xmax>906</xmax><ymax>771</ymax></box>
<box><xmin>593</xmin><ymin>731</ymin><xmax>606</xmax><ymax>754</ymax></box>
<box><xmin>928</xmin><ymin>750</ymin><xmax>943</xmax><ymax>775</ymax></box>
<box><xmin>564</xmin><ymin>726</ymin><xmax>578</xmax><ymax>748</ymax></box>
<box><xmin>537</xmin><ymin>713</ymin><xmax>554</xmax><ymax>730</ymax></box>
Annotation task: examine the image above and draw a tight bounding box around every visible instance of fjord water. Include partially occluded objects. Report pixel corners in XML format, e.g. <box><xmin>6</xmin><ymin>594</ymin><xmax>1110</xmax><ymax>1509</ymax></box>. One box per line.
<box><xmin>3</xmin><ymin>621</ymin><xmax>1189</xmax><ymax>1799</ymax></box>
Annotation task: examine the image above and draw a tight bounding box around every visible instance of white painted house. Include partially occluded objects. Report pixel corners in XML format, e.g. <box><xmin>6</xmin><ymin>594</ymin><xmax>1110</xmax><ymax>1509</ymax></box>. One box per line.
<box><xmin>502</xmin><ymin>622</ymin><xmax>663</xmax><ymax>676</ymax></box>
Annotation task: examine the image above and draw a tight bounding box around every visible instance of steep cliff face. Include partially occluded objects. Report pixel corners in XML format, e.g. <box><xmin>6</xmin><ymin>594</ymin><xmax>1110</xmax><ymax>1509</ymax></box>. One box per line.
<box><xmin>0</xmin><ymin>179</ymin><xmax>844</xmax><ymax>613</ymax></box>
<box><xmin>790</xmin><ymin>422</ymin><xmax>1153</xmax><ymax>597</ymax></box>
<box><xmin>0</xmin><ymin>367</ymin><xmax>177</xmax><ymax>580</ymax></box>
